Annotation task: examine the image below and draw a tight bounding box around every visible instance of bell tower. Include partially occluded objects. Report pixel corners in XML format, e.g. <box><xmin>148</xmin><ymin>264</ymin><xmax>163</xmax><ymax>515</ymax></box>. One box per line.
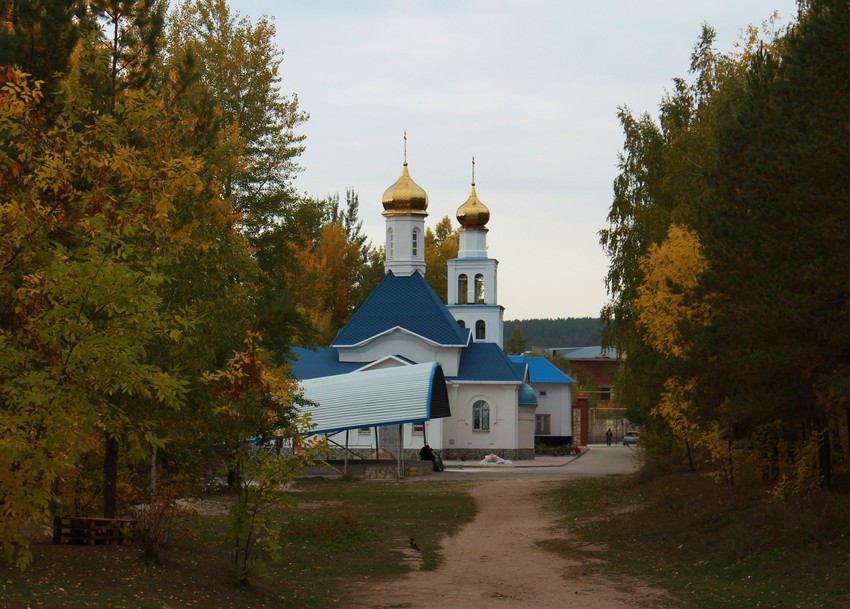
<box><xmin>382</xmin><ymin>133</ymin><xmax>428</xmax><ymax>277</ymax></box>
<box><xmin>447</xmin><ymin>159</ymin><xmax>504</xmax><ymax>347</ymax></box>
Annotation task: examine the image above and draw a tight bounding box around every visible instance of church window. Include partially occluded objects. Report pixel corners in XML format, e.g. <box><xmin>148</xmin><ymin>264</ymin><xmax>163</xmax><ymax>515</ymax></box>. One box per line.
<box><xmin>412</xmin><ymin>228</ymin><xmax>419</xmax><ymax>256</ymax></box>
<box><xmin>457</xmin><ymin>320</ymin><xmax>466</xmax><ymax>328</ymax></box>
<box><xmin>387</xmin><ymin>228</ymin><xmax>394</xmax><ymax>258</ymax></box>
<box><xmin>458</xmin><ymin>274</ymin><xmax>468</xmax><ymax>304</ymax></box>
<box><xmin>475</xmin><ymin>274</ymin><xmax>485</xmax><ymax>303</ymax></box>
<box><xmin>475</xmin><ymin>320</ymin><xmax>486</xmax><ymax>340</ymax></box>
<box><xmin>472</xmin><ymin>400</ymin><xmax>490</xmax><ymax>431</ymax></box>
<box><xmin>536</xmin><ymin>414</ymin><xmax>551</xmax><ymax>434</ymax></box>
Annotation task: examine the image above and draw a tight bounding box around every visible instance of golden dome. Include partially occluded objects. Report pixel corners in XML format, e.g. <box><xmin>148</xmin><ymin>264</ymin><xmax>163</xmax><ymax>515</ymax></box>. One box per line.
<box><xmin>456</xmin><ymin>182</ymin><xmax>490</xmax><ymax>230</ymax></box>
<box><xmin>382</xmin><ymin>162</ymin><xmax>429</xmax><ymax>216</ymax></box>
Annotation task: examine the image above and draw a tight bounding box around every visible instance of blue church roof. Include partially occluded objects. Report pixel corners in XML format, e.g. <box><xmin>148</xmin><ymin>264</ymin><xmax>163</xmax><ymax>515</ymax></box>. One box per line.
<box><xmin>508</xmin><ymin>356</ymin><xmax>575</xmax><ymax>384</ymax></box>
<box><xmin>332</xmin><ymin>272</ymin><xmax>470</xmax><ymax>347</ymax></box>
<box><xmin>293</xmin><ymin>343</ymin><xmax>522</xmax><ymax>384</ymax></box>
<box><xmin>291</xmin><ymin>347</ymin><xmax>364</xmax><ymax>380</ymax></box>
<box><xmin>454</xmin><ymin>342</ymin><xmax>523</xmax><ymax>382</ymax></box>
<box><xmin>552</xmin><ymin>346</ymin><xmax>618</xmax><ymax>360</ymax></box>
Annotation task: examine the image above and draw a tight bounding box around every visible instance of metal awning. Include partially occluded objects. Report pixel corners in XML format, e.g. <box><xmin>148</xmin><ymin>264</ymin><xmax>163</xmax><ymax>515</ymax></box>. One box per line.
<box><xmin>298</xmin><ymin>362</ymin><xmax>450</xmax><ymax>436</ymax></box>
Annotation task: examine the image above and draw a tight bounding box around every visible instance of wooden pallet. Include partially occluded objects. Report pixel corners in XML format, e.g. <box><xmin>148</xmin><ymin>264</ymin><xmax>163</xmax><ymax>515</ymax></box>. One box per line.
<box><xmin>52</xmin><ymin>516</ymin><xmax>137</xmax><ymax>546</ymax></box>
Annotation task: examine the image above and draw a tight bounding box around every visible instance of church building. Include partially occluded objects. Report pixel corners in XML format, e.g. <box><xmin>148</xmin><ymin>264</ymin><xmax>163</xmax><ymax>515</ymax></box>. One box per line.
<box><xmin>292</xmin><ymin>155</ymin><xmax>573</xmax><ymax>460</ymax></box>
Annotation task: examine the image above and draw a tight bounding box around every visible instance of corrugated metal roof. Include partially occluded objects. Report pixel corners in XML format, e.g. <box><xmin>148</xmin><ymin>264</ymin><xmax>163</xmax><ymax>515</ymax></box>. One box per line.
<box><xmin>508</xmin><ymin>356</ymin><xmax>576</xmax><ymax>384</ymax></box>
<box><xmin>298</xmin><ymin>362</ymin><xmax>450</xmax><ymax>436</ymax></box>
<box><xmin>332</xmin><ymin>271</ymin><xmax>470</xmax><ymax>347</ymax></box>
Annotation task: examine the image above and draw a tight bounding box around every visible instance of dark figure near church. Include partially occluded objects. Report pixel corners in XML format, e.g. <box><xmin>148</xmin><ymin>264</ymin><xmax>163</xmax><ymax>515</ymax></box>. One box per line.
<box><xmin>419</xmin><ymin>444</ymin><xmax>444</xmax><ymax>471</ymax></box>
<box><xmin>606</xmin><ymin>428</ymin><xmax>613</xmax><ymax>447</ymax></box>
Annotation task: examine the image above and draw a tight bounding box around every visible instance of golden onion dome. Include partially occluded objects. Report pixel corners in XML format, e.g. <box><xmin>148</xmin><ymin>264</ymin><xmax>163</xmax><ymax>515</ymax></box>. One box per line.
<box><xmin>456</xmin><ymin>181</ymin><xmax>490</xmax><ymax>230</ymax></box>
<box><xmin>382</xmin><ymin>162</ymin><xmax>429</xmax><ymax>216</ymax></box>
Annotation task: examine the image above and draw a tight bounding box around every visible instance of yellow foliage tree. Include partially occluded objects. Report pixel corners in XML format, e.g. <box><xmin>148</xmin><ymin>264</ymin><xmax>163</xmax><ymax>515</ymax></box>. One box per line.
<box><xmin>635</xmin><ymin>225</ymin><xmax>712</xmax><ymax>469</ymax></box>
<box><xmin>0</xmin><ymin>58</ymin><xmax>204</xmax><ymax>566</ymax></box>
<box><xmin>424</xmin><ymin>215</ymin><xmax>459</xmax><ymax>303</ymax></box>
<box><xmin>289</xmin><ymin>222</ymin><xmax>363</xmax><ymax>345</ymax></box>
<box><xmin>635</xmin><ymin>224</ymin><xmax>709</xmax><ymax>359</ymax></box>
<box><xmin>203</xmin><ymin>331</ymin><xmax>322</xmax><ymax>583</ymax></box>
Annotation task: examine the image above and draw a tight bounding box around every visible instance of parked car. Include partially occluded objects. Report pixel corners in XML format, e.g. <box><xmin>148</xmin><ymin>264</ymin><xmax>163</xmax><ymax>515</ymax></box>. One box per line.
<box><xmin>623</xmin><ymin>431</ymin><xmax>639</xmax><ymax>446</ymax></box>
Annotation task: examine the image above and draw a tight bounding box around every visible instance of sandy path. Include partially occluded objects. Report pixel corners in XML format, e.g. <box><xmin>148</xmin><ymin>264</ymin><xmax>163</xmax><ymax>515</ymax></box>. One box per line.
<box><xmin>347</xmin><ymin>478</ymin><xmax>668</xmax><ymax>609</ymax></box>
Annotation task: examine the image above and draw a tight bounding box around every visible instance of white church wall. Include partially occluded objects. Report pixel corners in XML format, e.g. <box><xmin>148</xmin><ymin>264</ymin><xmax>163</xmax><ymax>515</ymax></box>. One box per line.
<box><xmin>337</xmin><ymin>332</ymin><xmax>462</xmax><ymax>377</ymax></box>
<box><xmin>517</xmin><ymin>406</ymin><xmax>537</xmax><ymax>450</ymax></box>
<box><xmin>535</xmin><ymin>384</ymin><xmax>573</xmax><ymax>438</ymax></box>
<box><xmin>447</xmin><ymin>304</ymin><xmax>504</xmax><ymax>348</ymax></box>
<box><xmin>440</xmin><ymin>383</ymin><xmax>531</xmax><ymax>459</ymax></box>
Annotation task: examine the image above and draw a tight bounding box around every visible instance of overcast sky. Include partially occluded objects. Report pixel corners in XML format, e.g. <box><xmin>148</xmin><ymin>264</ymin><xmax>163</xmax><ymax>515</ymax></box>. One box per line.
<box><xmin>230</xmin><ymin>0</ymin><xmax>799</xmax><ymax>320</ymax></box>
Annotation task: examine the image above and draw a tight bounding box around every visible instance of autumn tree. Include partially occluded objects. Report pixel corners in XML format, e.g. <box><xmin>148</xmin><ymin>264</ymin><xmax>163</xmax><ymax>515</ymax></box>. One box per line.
<box><xmin>603</xmin><ymin>2</ymin><xmax>849</xmax><ymax>490</ymax></box>
<box><xmin>0</xmin><ymin>0</ymin><xmax>90</xmax><ymax>89</ymax></box>
<box><xmin>0</xmin><ymin>54</ymin><xmax>201</xmax><ymax>565</ymax></box>
<box><xmin>600</xmin><ymin>19</ymin><xmax>778</xmax><ymax>452</ymax></box>
<box><xmin>202</xmin><ymin>332</ymin><xmax>323</xmax><ymax>584</ymax></box>
<box><xmin>424</xmin><ymin>215</ymin><xmax>459</xmax><ymax>302</ymax></box>
<box><xmin>634</xmin><ymin>225</ymin><xmax>710</xmax><ymax>470</ymax></box>
<box><xmin>168</xmin><ymin>0</ymin><xmax>307</xmax><ymax>237</ymax></box>
<box><xmin>693</xmin><ymin>0</ymin><xmax>850</xmax><ymax>489</ymax></box>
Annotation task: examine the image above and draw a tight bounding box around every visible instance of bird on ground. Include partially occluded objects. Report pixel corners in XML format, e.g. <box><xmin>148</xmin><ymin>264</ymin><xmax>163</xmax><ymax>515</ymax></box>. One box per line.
<box><xmin>409</xmin><ymin>537</ymin><xmax>419</xmax><ymax>551</ymax></box>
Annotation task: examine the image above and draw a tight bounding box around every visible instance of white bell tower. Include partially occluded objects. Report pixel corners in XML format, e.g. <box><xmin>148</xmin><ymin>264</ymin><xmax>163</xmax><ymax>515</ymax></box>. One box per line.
<box><xmin>382</xmin><ymin>134</ymin><xmax>428</xmax><ymax>277</ymax></box>
<box><xmin>447</xmin><ymin>159</ymin><xmax>504</xmax><ymax>347</ymax></box>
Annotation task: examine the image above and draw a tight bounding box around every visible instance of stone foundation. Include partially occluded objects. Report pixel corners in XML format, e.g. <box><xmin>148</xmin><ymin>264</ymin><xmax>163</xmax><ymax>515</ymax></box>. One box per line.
<box><xmin>299</xmin><ymin>459</ymin><xmax>433</xmax><ymax>479</ymax></box>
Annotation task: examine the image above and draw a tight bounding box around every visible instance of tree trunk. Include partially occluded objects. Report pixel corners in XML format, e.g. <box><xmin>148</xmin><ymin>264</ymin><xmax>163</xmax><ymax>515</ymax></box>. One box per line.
<box><xmin>819</xmin><ymin>427</ymin><xmax>832</xmax><ymax>492</ymax></box>
<box><xmin>685</xmin><ymin>439</ymin><xmax>695</xmax><ymax>471</ymax></box>
<box><xmin>103</xmin><ymin>434</ymin><xmax>119</xmax><ymax>518</ymax></box>
<box><xmin>150</xmin><ymin>443</ymin><xmax>157</xmax><ymax>503</ymax></box>
<box><xmin>845</xmin><ymin>407</ymin><xmax>850</xmax><ymax>463</ymax></box>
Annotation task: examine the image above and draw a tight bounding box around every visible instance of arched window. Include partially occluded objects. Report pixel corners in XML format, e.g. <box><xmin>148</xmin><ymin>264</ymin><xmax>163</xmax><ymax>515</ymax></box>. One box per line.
<box><xmin>458</xmin><ymin>274</ymin><xmax>468</xmax><ymax>304</ymax></box>
<box><xmin>475</xmin><ymin>319</ymin><xmax>486</xmax><ymax>340</ymax></box>
<box><xmin>457</xmin><ymin>319</ymin><xmax>466</xmax><ymax>328</ymax></box>
<box><xmin>387</xmin><ymin>228</ymin><xmax>394</xmax><ymax>258</ymax></box>
<box><xmin>412</xmin><ymin>228</ymin><xmax>419</xmax><ymax>257</ymax></box>
<box><xmin>475</xmin><ymin>274</ymin><xmax>485</xmax><ymax>303</ymax></box>
<box><xmin>472</xmin><ymin>400</ymin><xmax>490</xmax><ymax>431</ymax></box>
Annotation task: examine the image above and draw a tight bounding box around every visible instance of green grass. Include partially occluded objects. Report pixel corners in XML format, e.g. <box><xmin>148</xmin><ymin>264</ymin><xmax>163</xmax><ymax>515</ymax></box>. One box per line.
<box><xmin>0</xmin><ymin>479</ymin><xmax>476</xmax><ymax>609</ymax></box>
<box><xmin>5</xmin><ymin>471</ymin><xmax>849</xmax><ymax>609</ymax></box>
<box><xmin>537</xmin><ymin>472</ymin><xmax>850</xmax><ymax>609</ymax></box>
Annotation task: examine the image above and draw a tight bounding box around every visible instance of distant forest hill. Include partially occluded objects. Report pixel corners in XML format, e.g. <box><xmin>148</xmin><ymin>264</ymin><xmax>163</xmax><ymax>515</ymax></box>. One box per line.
<box><xmin>503</xmin><ymin>318</ymin><xmax>603</xmax><ymax>350</ymax></box>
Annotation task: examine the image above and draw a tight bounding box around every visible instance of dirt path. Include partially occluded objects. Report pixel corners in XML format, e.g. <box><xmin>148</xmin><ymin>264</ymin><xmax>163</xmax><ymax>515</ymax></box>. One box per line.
<box><xmin>348</xmin><ymin>478</ymin><xmax>668</xmax><ymax>609</ymax></box>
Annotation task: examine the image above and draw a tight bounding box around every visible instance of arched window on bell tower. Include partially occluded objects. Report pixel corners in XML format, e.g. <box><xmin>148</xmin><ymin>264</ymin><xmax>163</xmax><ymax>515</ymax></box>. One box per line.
<box><xmin>458</xmin><ymin>274</ymin><xmax>468</xmax><ymax>304</ymax></box>
<box><xmin>412</xmin><ymin>228</ymin><xmax>420</xmax><ymax>257</ymax></box>
<box><xmin>475</xmin><ymin>320</ymin><xmax>486</xmax><ymax>340</ymax></box>
<box><xmin>387</xmin><ymin>228</ymin><xmax>394</xmax><ymax>259</ymax></box>
<box><xmin>475</xmin><ymin>273</ymin><xmax>485</xmax><ymax>304</ymax></box>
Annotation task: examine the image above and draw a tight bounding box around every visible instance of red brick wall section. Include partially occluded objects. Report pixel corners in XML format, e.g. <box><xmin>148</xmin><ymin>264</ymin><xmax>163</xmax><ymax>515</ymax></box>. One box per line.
<box><xmin>572</xmin><ymin>394</ymin><xmax>589</xmax><ymax>447</ymax></box>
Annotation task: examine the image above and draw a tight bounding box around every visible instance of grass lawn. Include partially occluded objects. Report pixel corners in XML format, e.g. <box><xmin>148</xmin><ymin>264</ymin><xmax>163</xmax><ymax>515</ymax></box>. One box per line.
<box><xmin>0</xmin><ymin>478</ymin><xmax>476</xmax><ymax>609</ymax></box>
<box><xmin>4</xmin><ymin>470</ymin><xmax>849</xmax><ymax>609</ymax></box>
<box><xmin>538</xmin><ymin>471</ymin><xmax>850</xmax><ymax>609</ymax></box>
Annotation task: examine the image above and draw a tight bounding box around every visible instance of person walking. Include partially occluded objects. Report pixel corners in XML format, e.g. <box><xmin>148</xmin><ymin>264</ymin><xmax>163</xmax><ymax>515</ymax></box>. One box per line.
<box><xmin>605</xmin><ymin>428</ymin><xmax>613</xmax><ymax>447</ymax></box>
